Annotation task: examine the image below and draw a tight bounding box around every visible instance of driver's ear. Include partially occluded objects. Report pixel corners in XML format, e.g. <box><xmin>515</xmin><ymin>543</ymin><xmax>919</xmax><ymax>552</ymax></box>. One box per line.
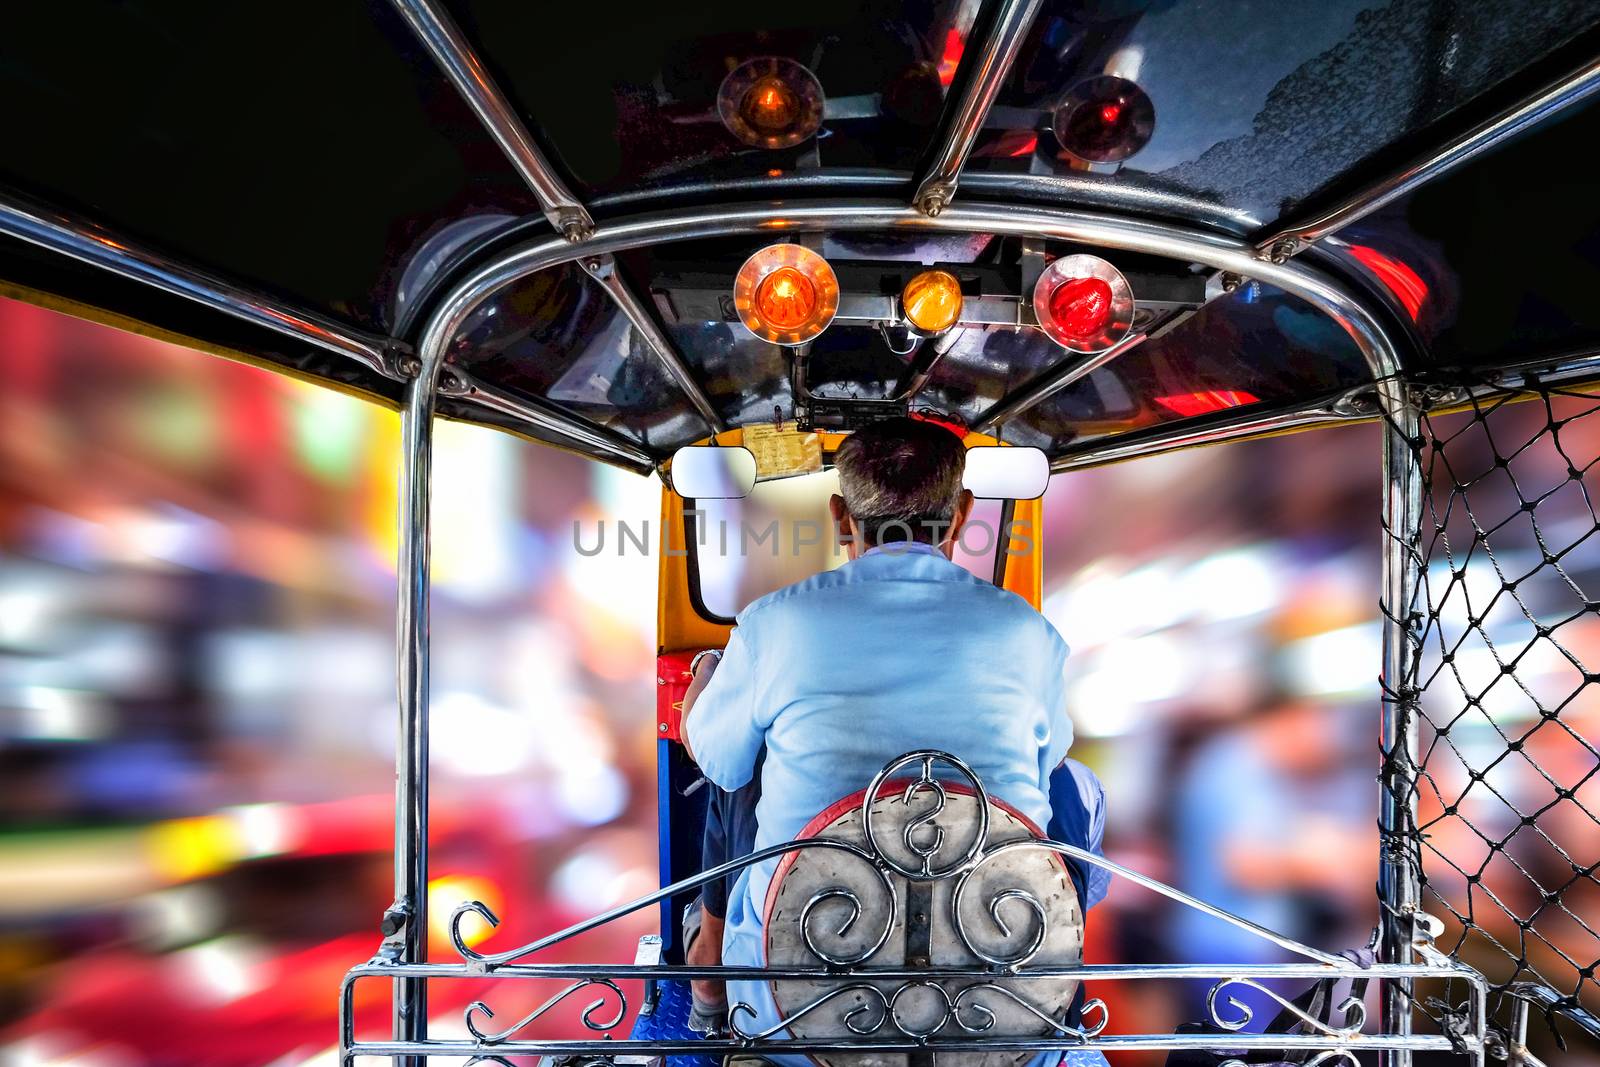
<box><xmin>829</xmin><ymin>493</ymin><xmax>853</xmax><ymax>542</ymax></box>
<box><xmin>947</xmin><ymin>488</ymin><xmax>976</xmax><ymax>542</ymax></box>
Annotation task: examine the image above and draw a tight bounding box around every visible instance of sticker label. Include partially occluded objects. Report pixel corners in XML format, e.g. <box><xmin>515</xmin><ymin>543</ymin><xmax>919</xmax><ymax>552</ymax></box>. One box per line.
<box><xmin>742</xmin><ymin>422</ymin><xmax>822</xmax><ymax>478</ymax></box>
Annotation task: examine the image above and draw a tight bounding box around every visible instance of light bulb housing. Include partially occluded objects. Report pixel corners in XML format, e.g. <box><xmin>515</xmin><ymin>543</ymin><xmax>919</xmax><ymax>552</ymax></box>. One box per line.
<box><xmin>717</xmin><ymin>57</ymin><xmax>824</xmax><ymax>149</ymax></box>
<box><xmin>901</xmin><ymin>269</ymin><xmax>964</xmax><ymax>335</ymax></box>
<box><xmin>1051</xmin><ymin>76</ymin><xmax>1155</xmax><ymax>165</ymax></box>
<box><xmin>734</xmin><ymin>243</ymin><xmax>839</xmax><ymax>345</ymax></box>
<box><xmin>1032</xmin><ymin>254</ymin><xmax>1135</xmax><ymax>353</ymax></box>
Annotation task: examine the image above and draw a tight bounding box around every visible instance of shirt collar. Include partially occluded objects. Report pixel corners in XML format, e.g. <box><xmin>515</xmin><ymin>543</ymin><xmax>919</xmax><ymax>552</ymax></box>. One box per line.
<box><xmin>862</xmin><ymin>541</ymin><xmax>947</xmax><ymax>560</ymax></box>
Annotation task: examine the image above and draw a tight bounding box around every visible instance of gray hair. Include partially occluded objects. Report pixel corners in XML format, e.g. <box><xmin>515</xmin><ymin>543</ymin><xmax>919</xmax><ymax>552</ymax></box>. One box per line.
<box><xmin>833</xmin><ymin>417</ymin><xmax>966</xmax><ymax>545</ymax></box>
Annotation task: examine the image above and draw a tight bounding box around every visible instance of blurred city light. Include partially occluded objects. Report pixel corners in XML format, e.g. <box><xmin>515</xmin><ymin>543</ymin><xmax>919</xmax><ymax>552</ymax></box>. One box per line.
<box><xmin>12</xmin><ymin>291</ymin><xmax>1579</xmax><ymax>1064</ymax></box>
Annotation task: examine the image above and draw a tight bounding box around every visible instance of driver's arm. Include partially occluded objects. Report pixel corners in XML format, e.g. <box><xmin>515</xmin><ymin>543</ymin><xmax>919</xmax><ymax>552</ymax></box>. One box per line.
<box><xmin>678</xmin><ymin>652</ymin><xmax>720</xmax><ymax>763</ymax></box>
<box><xmin>681</xmin><ymin>623</ymin><xmax>767</xmax><ymax>790</ymax></box>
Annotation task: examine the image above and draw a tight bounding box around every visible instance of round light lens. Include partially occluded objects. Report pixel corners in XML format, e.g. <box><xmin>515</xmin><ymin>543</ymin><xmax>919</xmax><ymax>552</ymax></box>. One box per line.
<box><xmin>734</xmin><ymin>244</ymin><xmax>839</xmax><ymax>345</ymax></box>
<box><xmin>1047</xmin><ymin>276</ymin><xmax>1114</xmax><ymax>340</ymax></box>
<box><xmin>742</xmin><ymin>76</ymin><xmax>800</xmax><ymax>133</ymax></box>
<box><xmin>755</xmin><ymin>267</ymin><xmax>818</xmax><ymax>329</ymax></box>
<box><xmin>1031</xmin><ymin>254</ymin><xmax>1135</xmax><ymax>353</ymax></box>
<box><xmin>717</xmin><ymin>58</ymin><xmax>824</xmax><ymax>149</ymax></box>
<box><xmin>901</xmin><ymin>269</ymin><xmax>964</xmax><ymax>335</ymax></box>
<box><xmin>1051</xmin><ymin>76</ymin><xmax>1156</xmax><ymax>165</ymax></box>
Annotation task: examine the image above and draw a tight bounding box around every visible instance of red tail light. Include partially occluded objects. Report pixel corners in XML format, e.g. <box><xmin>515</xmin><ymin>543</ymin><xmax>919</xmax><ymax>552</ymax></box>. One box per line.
<box><xmin>1032</xmin><ymin>254</ymin><xmax>1135</xmax><ymax>352</ymax></box>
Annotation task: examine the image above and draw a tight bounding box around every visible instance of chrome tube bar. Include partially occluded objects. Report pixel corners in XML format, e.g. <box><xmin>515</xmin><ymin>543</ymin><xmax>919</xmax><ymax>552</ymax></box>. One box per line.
<box><xmin>912</xmin><ymin>0</ymin><xmax>1045</xmax><ymax>216</ymax></box>
<box><xmin>386</xmin><ymin>0</ymin><xmax>721</xmax><ymax>431</ymax></box>
<box><xmin>973</xmin><ymin>331</ymin><xmax>1148</xmax><ymax>434</ymax></box>
<box><xmin>1048</xmin><ymin>386</ymin><xmax>1380</xmax><ymax>472</ymax></box>
<box><xmin>387</xmin><ymin>0</ymin><xmax>594</xmax><ymax>241</ymax></box>
<box><xmin>391</xmin><ymin>368</ymin><xmax>437</xmax><ymax>1065</ymax></box>
<box><xmin>1378</xmin><ymin>379</ymin><xmax>1424</xmax><ymax>1067</ymax></box>
<box><xmin>347</xmin><ymin>1034</ymin><xmax>1465</xmax><ymax>1058</ymax></box>
<box><xmin>1256</xmin><ymin>53</ymin><xmax>1600</xmax><ymax>256</ymax></box>
<box><xmin>416</xmin><ymin>201</ymin><xmax>1404</xmax><ymax>417</ymax></box>
<box><xmin>347</xmin><ymin>959</ymin><xmax>1479</xmax><ymax>982</ymax></box>
<box><xmin>580</xmin><ymin>255</ymin><xmax>725</xmax><ymax>431</ymax></box>
<box><xmin>0</xmin><ymin>195</ymin><xmax>396</xmax><ymax>379</ymax></box>
<box><xmin>438</xmin><ymin>367</ymin><xmax>655</xmax><ymax>472</ymax></box>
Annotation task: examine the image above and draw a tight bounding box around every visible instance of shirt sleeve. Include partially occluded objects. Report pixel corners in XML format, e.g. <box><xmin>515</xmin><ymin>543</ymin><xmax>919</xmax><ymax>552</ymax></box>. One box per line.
<box><xmin>1040</xmin><ymin>631</ymin><xmax>1074</xmax><ymax>782</ymax></box>
<box><xmin>1048</xmin><ymin>758</ymin><xmax>1111</xmax><ymax>910</ymax></box>
<box><xmin>683</xmin><ymin>621</ymin><xmax>767</xmax><ymax>790</ymax></box>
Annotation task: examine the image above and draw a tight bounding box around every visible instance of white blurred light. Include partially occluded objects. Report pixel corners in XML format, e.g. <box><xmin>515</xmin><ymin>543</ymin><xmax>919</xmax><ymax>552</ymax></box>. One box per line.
<box><xmin>1182</xmin><ymin>547</ymin><xmax>1279</xmax><ymax>621</ymax></box>
<box><xmin>566</xmin><ymin>466</ymin><xmax>660</xmax><ymax>638</ymax></box>
<box><xmin>13</xmin><ymin>687</ymin><xmax>108</xmax><ymax>741</ymax></box>
<box><xmin>431</xmin><ymin>691</ymin><xmax>537</xmax><ymax>776</ymax></box>
<box><xmin>106</xmin><ymin>505</ymin><xmax>228</xmax><ymax>570</ymax></box>
<box><xmin>0</xmin><ymin>585</ymin><xmax>53</xmax><ymax>646</ymax></box>
<box><xmin>1047</xmin><ymin>561</ymin><xmax>1185</xmax><ymax>647</ymax></box>
<box><xmin>549</xmin><ymin>847</ymin><xmax>655</xmax><ymax>913</ymax></box>
<box><xmin>432</xmin><ymin>420</ymin><xmax>521</xmax><ymax>603</ymax></box>
<box><xmin>1069</xmin><ymin>634</ymin><xmax>1190</xmax><ymax>736</ymax></box>
<box><xmin>174</xmin><ymin>936</ymin><xmax>268</xmax><ymax>1004</ymax></box>
<box><xmin>129</xmin><ymin>884</ymin><xmax>224</xmax><ymax>949</ymax></box>
<box><xmin>225</xmin><ymin>802</ymin><xmax>302</xmax><ymax>859</ymax></box>
<box><xmin>1283</xmin><ymin>622</ymin><xmax>1380</xmax><ymax>696</ymax></box>
<box><xmin>4</xmin><ymin>1036</ymin><xmax>136</xmax><ymax>1067</ymax></box>
<box><xmin>555</xmin><ymin>763</ymin><xmax>629</xmax><ymax>827</ymax></box>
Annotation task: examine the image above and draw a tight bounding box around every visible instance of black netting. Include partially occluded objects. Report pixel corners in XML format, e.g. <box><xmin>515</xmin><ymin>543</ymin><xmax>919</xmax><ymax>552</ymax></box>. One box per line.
<box><xmin>1393</xmin><ymin>378</ymin><xmax>1600</xmax><ymax>1047</ymax></box>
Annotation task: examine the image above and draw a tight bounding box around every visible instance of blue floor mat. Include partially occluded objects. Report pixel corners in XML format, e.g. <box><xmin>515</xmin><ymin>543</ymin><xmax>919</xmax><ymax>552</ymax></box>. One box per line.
<box><xmin>630</xmin><ymin>979</ymin><xmax>721</xmax><ymax>1067</ymax></box>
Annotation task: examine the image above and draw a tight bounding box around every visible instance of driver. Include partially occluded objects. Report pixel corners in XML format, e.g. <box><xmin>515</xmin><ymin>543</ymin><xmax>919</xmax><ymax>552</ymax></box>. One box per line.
<box><xmin>680</xmin><ymin>416</ymin><xmax>1104</xmax><ymax>1056</ymax></box>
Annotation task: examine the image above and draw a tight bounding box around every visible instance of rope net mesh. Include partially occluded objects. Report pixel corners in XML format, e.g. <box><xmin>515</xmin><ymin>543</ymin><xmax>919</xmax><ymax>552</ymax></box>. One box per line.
<box><xmin>1397</xmin><ymin>378</ymin><xmax>1600</xmax><ymax>1040</ymax></box>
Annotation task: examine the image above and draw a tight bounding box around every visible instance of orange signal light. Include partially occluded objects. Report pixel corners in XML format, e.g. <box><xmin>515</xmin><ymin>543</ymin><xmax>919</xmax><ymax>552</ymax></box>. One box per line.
<box><xmin>901</xmin><ymin>270</ymin><xmax>964</xmax><ymax>335</ymax></box>
<box><xmin>717</xmin><ymin>58</ymin><xmax>824</xmax><ymax>149</ymax></box>
<box><xmin>733</xmin><ymin>244</ymin><xmax>839</xmax><ymax>346</ymax></box>
<box><xmin>743</xmin><ymin>76</ymin><xmax>800</xmax><ymax>133</ymax></box>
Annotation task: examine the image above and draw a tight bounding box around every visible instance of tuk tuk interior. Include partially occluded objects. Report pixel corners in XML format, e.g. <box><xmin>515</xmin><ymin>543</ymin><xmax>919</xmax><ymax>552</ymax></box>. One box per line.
<box><xmin>5</xmin><ymin>2</ymin><xmax>1600</xmax><ymax>1064</ymax></box>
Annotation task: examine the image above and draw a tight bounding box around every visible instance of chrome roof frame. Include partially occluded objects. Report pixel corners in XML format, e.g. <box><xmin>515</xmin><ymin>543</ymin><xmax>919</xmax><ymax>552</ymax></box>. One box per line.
<box><xmin>911</xmin><ymin>0</ymin><xmax>1044</xmax><ymax>217</ymax></box>
<box><xmin>0</xmin><ymin>5</ymin><xmax>1598</xmax><ymax>475</ymax></box>
<box><xmin>405</xmin><ymin>198</ymin><xmax>1410</xmax><ymax>475</ymax></box>
<box><xmin>388</xmin><ymin>0</ymin><xmax>729</xmax><ymax>436</ymax></box>
<box><xmin>1255</xmin><ymin>50</ymin><xmax>1600</xmax><ymax>260</ymax></box>
<box><xmin>0</xmin><ymin>194</ymin><xmax>399</xmax><ymax>380</ymax></box>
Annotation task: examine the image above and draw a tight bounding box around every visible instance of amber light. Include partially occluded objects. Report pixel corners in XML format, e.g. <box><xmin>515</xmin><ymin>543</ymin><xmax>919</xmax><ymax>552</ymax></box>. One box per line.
<box><xmin>717</xmin><ymin>57</ymin><xmax>824</xmax><ymax>149</ymax></box>
<box><xmin>743</xmin><ymin>76</ymin><xmax>800</xmax><ymax>133</ymax></box>
<box><xmin>755</xmin><ymin>267</ymin><xmax>817</xmax><ymax>329</ymax></box>
<box><xmin>901</xmin><ymin>269</ymin><xmax>964</xmax><ymax>335</ymax></box>
<box><xmin>734</xmin><ymin>244</ymin><xmax>839</xmax><ymax>345</ymax></box>
<box><xmin>1032</xmin><ymin>254</ymin><xmax>1135</xmax><ymax>353</ymax></box>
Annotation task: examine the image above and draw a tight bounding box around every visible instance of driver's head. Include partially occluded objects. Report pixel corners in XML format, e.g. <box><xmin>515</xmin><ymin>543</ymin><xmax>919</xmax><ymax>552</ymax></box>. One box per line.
<box><xmin>830</xmin><ymin>416</ymin><xmax>974</xmax><ymax>554</ymax></box>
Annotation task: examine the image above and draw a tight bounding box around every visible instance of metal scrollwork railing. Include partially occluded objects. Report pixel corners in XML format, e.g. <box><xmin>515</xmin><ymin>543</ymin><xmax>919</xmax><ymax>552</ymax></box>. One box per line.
<box><xmin>340</xmin><ymin>749</ymin><xmax>1494</xmax><ymax>1065</ymax></box>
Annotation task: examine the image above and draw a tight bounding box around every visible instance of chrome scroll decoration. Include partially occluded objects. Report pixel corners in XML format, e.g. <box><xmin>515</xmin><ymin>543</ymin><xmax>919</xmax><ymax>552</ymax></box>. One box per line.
<box><xmin>1206</xmin><ymin>977</ymin><xmax>1367</xmax><ymax>1037</ymax></box>
<box><xmin>464</xmin><ymin>978</ymin><xmax>626</xmax><ymax>1043</ymax></box>
<box><xmin>341</xmin><ymin>750</ymin><xmax>1490</xmax><ymax>1064</ymax></box>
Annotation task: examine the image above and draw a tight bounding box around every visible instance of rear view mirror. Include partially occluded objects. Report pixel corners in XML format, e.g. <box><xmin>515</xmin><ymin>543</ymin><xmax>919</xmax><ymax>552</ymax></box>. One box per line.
<box><xmin>669</xmin><ymin>445</ymin><xmax>758</xmax><ymax>499</ymax></box>
<box><xmin>963</xmin><ymin>446</ymin><xmax>1049</xmax><ymax>500</ymax></box>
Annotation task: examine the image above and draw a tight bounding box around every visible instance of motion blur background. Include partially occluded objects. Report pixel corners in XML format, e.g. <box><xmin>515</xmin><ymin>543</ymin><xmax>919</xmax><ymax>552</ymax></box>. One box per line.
<box><xmin>0</xmin><ymin>294</ymin><xmax>1590</xmax><ymax>1065</ymax></box>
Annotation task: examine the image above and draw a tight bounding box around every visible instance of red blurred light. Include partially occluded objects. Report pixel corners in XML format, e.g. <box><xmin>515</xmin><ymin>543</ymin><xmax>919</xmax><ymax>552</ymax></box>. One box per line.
<box><xmin>1346</xmin><ymin>244</ymin><xmax>1428</xmax><ymax>322</ymax></box>
<box><xmin>938</xmin><ymin>29</ymin><xmax>964</xmax><ymax>87</ymax></box>
<box><xmin>909</xmin><ymin>410</ymin><xmax>967</xmax><ymax>439</ymax></box>
<box><xmin>1100</xmin><ymin>103</ymin><xmax>1123</xmax><ymax>125</ymax></box>
<box><xmin>1153</xmin><ymin>390</ymin><xmax>1261</xmax><ymax>418</ymax></box>
<box><xmin>1048</xmin><ymin>277</ymin><xmax>1114</xmax><ymax>340</ymax></box>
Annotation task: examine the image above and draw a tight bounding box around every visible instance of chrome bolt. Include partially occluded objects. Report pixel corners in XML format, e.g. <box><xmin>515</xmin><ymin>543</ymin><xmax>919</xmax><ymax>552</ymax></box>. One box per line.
<box><xmin>1268</xmin><ymin>238</ymin><xmax>1298</xmax><ymax>264</ymax></box>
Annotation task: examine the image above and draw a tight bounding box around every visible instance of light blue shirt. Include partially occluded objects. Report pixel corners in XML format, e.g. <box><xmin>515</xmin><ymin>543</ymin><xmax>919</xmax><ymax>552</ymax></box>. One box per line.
<box><xmin>686</xmin><ymin>542</ymin><xmax>1088</xmax><ymax>1064</ymax></box>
